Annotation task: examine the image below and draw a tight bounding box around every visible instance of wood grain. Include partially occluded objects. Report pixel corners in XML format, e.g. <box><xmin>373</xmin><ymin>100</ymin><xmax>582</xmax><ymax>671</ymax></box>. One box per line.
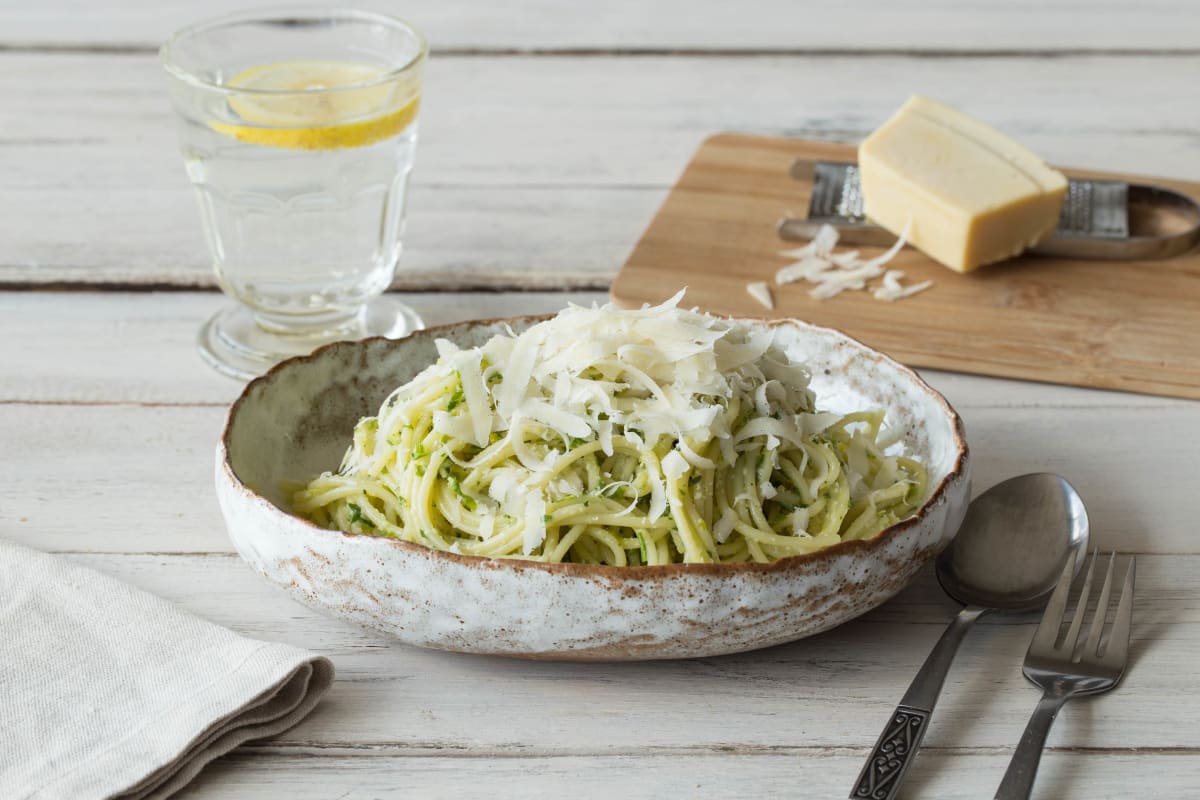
<box><xmin>613</xmin><ymin>134</ymin><xmax>1200</xmax><ymax>399</ymax></box>
<box><xmin>0</xmin><ymin>292</ymin><xmax>600</xmax><ymax>406</ymax></box>
<box><xmin>171</xmin><ymin>751</ymin><xmax>1200</xmax><ymax>800</ymax></box>
<box><xmin>5</xmin><ymin>2</ymin><xmax>1200</xmax><ymax>795</ymax></box>
<box><xmin>3</xmin><ymin>52</ymin><xmax>1200</xmax><ymax>289</ymax></box>
<box><xmin>6</xmin><ymin>292</ymin><xmax>1191</xmax><ymax>410</ymax></box>
<box><xmin>5</xmin><ymin>0</ymin><xmax>1200</xmax><ymax>52</ymax></box>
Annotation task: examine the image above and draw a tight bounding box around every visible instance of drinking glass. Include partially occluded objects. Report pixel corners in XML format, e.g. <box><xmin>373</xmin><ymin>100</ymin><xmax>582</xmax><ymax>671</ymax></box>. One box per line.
<box><xmin>161</xmin><ymin>8</ymin><xmax>427</xmax><ymax>379</ymax></box>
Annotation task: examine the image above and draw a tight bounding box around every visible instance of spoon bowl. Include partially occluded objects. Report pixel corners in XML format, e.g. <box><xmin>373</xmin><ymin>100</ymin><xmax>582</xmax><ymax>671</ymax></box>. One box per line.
<box><xmin>938</xmin><ymin>473</ymin><xmax>1090</xmax><ymax>611</ymax></box>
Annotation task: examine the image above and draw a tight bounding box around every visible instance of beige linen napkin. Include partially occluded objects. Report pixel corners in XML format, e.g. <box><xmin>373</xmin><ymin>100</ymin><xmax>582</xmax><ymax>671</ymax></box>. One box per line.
<box><xmin>0</xmin><ymin>539</ymin><xmax>334</xmax><ymax>800</ymax></box>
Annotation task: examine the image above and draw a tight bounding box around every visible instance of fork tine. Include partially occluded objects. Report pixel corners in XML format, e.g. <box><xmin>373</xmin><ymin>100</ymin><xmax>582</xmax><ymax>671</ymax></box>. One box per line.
<box><xmin>1000</xmin><ymin>552</ymin><xmax>1133</xmax><ymax>800</ymax></box>
<box><xmin>1061</xmin><ymin>549</ymin><xmax>1097</xmax><ymax>655</ymax></box>
<box><xmin>1083</xmin><ymin>553</ymin><xmax>1117</xmax><ymax>657</ymax></box>
<box><xmin>1101</xmin><ymin>557</ymin><xmax>1136</xmax><ymax>669</ymax></box>
<box><xmin>1031</xmin><ymin>547</ymin><xmax>1079</xmax><ymax>652</ymax></box>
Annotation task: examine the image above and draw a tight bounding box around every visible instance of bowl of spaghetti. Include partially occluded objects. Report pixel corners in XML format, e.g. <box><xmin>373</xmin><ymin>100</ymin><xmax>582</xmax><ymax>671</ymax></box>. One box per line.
<box><xmin>216</xmin><ymin>295</ymin><xmax>969</xmax><ymax>660</ymax></box>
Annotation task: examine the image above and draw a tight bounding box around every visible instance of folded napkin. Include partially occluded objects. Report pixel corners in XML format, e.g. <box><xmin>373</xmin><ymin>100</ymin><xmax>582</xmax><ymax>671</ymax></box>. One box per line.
<box><xmin>0</xmin><ymin>539</ymin><xmax>334</xmax><ymax>800</ymax></box>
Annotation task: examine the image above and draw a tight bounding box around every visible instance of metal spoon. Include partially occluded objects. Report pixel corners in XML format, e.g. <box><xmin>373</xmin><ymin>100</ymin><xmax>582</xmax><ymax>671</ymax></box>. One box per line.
<box><xmin>849</xmin><ymin>473</ymin><xmax>1089</xmax><ymax>800</ymax></box>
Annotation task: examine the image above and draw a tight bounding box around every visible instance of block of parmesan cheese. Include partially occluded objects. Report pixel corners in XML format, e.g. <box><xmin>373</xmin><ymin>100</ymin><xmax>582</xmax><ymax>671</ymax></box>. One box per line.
<box><xmin>858</xmin><ymin>96</ymin><xmax>1068</xmax><ymax>273</ymax></box>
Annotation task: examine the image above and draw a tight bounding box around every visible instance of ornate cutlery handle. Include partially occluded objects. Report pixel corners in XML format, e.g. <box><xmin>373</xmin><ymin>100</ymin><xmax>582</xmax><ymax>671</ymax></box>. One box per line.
<box><xmin>849</xmin><ymin>605</ymin><xmax>988</xmax><ymax>800</ymax></box>
<box><xmin>851</xmin><ymin>705</ymin><xmax>931</xmax><ymax>799</ymax></box>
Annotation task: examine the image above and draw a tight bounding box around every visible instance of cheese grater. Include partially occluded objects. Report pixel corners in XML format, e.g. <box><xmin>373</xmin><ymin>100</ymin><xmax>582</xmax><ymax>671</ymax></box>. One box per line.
<box><xmin>779</xmin><ymin>159</ymin><xmax>1200</xmax><ymax>260</ymax></box>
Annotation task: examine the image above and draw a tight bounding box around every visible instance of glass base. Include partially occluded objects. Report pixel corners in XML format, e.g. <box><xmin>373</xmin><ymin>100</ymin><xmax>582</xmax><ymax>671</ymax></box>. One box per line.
<box><xmin>198</xmin><ymin>298</ymin><xmax>424</xmax><ymax>381</ymax></box>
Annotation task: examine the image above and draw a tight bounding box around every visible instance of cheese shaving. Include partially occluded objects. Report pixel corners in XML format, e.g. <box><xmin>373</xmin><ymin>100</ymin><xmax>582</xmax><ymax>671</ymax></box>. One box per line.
<box><xmin>746</xmin><ymin>281</ymin><xmax>774</xmax><ymax>310</ymax></box>
<box><xmin>774</xmin><ymin>221</ymin><xmax>929</xmax><ymax>302</ymax></box>
<box><xmin>872</xmin><ymin>270</ymin><xmax>934</xmax><ymax>302</ymax></box>
<box><xmin>294</xmin><ymin>293</ymin><xmax>930</xmax><ymax>566</ymax></box>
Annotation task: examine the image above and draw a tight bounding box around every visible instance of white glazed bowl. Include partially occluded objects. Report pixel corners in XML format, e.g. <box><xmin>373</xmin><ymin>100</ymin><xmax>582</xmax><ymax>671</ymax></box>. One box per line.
<box><xmin>216</xmin><ymin>316</ymin><xmax>970</xmax><ymax>660</ymax></box>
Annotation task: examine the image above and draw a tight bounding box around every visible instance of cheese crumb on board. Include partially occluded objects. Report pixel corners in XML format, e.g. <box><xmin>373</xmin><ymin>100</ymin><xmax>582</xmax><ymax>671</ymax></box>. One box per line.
<box><xmin>770</xmin><ymin>221</ymin><xmax>924</xmax><ymax>302</ymax></box>
<box><xmin>873</xmin><ymin>270</ymin><xmax>934</xmax><ymax>301</ymax></box>
<box><xmin>858</xmin><ymin>95</ymin><xmax>1067</xmax><ymax>273</ymax></box>
<box><xmin>745</xmin><ymin>281</ymin><xmax>774</xmax><ymax>309</ymax></box>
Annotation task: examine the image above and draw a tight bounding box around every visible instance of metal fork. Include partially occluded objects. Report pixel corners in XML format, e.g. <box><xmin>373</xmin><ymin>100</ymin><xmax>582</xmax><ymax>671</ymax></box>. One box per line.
<box><xmin>994</xmin><ymin>550</ymin><xmax>1135</xmax><ymax>800</ymax></box>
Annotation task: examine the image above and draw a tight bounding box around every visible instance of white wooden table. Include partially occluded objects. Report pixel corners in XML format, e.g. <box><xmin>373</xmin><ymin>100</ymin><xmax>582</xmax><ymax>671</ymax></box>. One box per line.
<box><xmin>4</xmin><ymin>3</ymin><xmax>1199</xmax><ymax>797</ymax></box>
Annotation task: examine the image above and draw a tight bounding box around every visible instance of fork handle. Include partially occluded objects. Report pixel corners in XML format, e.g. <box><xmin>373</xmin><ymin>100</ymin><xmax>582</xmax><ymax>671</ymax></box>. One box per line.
<box><xmin>994</xmin><ymin>690</ymin><xmax>1072</xmax><ymax>800</ymax></box>
<box><xmin>849</xmin><ymin>605</ymin><xmax>987</xmax><ymax>799</ymax></box>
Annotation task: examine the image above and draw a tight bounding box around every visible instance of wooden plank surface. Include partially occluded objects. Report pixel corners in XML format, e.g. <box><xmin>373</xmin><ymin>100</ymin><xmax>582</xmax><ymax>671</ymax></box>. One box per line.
<box><xmin>172</xmin><ymin>752</ymin><xmax>1200</xmax><ymax>800</ymax></box>
<box><xmin>5</xmin><ymin>1</ymin><xmax>1200</xmax><ymax>796</ymax></box>
<box><xmin>7</xmin><ymin>291</ymin><xmax>1194</xmax><ymax>408</ymax></box>
<box><xmin>0</xmin><ymin>292</ymin><xmax>599</xmax><ymax>405</ymax></box>
<box><xmin>5</xmin><ymin>0</ymin><xmax>1200</xmax><ymax>51</ymax></box>
<box><xmin>3</xmin><ymin>53</ymin><xmax>1200</xmax><ymax>289</ymax></box>
<box><xmin>614</xmin><ymin>134</ymin><xmax>1200</xmax><ymax>399</ymax></box>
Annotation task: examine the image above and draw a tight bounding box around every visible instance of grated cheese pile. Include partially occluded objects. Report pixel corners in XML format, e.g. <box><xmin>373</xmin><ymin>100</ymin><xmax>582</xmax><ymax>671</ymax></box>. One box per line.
<box><xmin>298</xmin><ymin>290</ymin><xmax>931</xmax><ymax>563</ymax></box>
<box><xmin>428</xmin><ymin>290</ymin><xmax>816</xmax><ymax>466</ymax></box>
<box><xmin>417</xmin><ymin>291</ymin><xmax>826</xmax><ymax>553</ymax></box>
<box><xmin>745</xmin><ymin>223</ymin><xmax>932</xmax><ymax>309</ymax></box>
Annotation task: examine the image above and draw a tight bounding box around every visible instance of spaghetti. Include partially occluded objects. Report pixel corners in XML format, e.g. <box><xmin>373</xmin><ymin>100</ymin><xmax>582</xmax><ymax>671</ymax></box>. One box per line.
<box><xmin>293</xmin><ymin>294</ymin><xmax>928</xmax><ymax>565</ymax></box>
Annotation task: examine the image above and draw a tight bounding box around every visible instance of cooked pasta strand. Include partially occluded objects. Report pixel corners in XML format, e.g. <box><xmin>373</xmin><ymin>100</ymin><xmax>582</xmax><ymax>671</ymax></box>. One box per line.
<box><xmin>294</xmin><ymin>297</ymin><xmax>928</xmax><ymax>565</ymax></box>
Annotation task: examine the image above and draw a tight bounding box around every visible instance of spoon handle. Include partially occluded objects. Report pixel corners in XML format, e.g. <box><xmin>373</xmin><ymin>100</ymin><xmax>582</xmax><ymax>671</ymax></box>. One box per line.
<box><xmin>849</xmin><ymin>605</ymin><xmax>988</xmax><ymax>800</ymax></box>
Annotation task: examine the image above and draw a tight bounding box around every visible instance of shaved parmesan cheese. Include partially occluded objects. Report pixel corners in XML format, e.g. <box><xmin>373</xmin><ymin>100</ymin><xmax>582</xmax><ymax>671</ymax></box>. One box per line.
<box><xmin>733</xmin><ymin>417</ymin><xmax>806</xmax><ymax>448</ymax></box>
<box><xmin>845</xmin><ymin>435</ymin><xmax>874</xmax><ymax>501</ymax></box>
<box><xmin>487</xmin><ymin>468</ymin><xmax>518</xmax><ymax>504</ymax></box>
<box><xmin>790</xmin><ymin>507</ymin><xmax>812</xmax><ymax>537</ymax></box>
<box><xmin>554</xmin><ymin>475</ymin><xmax>583</xmax><ymax>497</ymax></box>
<box><xmin>452</xmin><ymin>349</ymin><xmax>491</xmax><ymax>448</ymax></box>
<box><xmin>778</xmin><ymin>223</ymin><xmax>839</xmax><ymax>259</ymax></box>
<box><xmin>432</xmin><ymin>409</ymin><xmax>475</xmax><ymax>442</ymax></box>
<box><xmin>523</xmin><ymin>491</ymin><xmax>547</xmax><ymax>555</ymax></box>
<box><xmin>828</xmin><ymin>250</ymin><xmax>861</xmax><ymax>267</ymax></box>
<box><xmin>510</xmin><ymin>418</ymin><xmax>557</xmax><ymax>473</ymax></box>
<box><xmin>520</xmin><ymin>398</ymin><xmax>592</xmax><ymax>440</ymax></box>
<box><xmin>596</xmin><ymin>417</ymin><xmax>614</xmax><ymax>456</ymax></box>
<box><xmin>775</xmin><ymin>256</ymin><xmax>837</xmax><ymax>285</ymax></box>
<box><xmin>874</xmin><ymin>457</ymin><xmax>900</xmax><ymax>490</ymax></box>
<box><xmin>495</xmin><ymin>332</ymin><xmax>537</xmax><ymax>423</ymax></box>
<box><xmin>807</xmin><ymin>263</ymin><xmax>883</xmax><ymax>300</ymax></box>
<box><xmin>415</xmin><ymin>291</ymin><xmax>824</xmax><ymax>528</ymax></box>
<box><xmin>646</xmin><ymin>457</ymin><xmax>668</xmax><ymax>522</ymax></box>
<box><xmin>309</xmin><ymin>288</ymin><xmax>932</xmax><ymax>568</ymax></box>
<box><xmin>713</xmin><ymin>507</ymin><xmax>737</xmax><ymax>544</ymax></box>
<box><xmin>873</xmin><ymin>270</ymin><xmax>934</xmax><ymax>301</ymax></box>
<box><xmin>746</xmin><ymin>281</ymin><xmax>774</xmax><ymax>310</ymax></box>
<box><xmin>774</xmin><ymin>218</ymin><xmax>930</xmax><ymax>302</ymax></box>
<box><xmin>661</xmin><ymin>450</ymin><xmax>690</xmax><ymax>482</ymax></box>
<box><xmin>875</xmin><ymin>421</ymin><xmax>906</xmax><ymax>451</ymax></box>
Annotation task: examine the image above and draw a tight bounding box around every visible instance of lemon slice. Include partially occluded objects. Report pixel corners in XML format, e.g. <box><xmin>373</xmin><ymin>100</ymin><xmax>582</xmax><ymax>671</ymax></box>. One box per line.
<box><xmin>212</xmin><ymin>60</ymin><xmax>420</xmax><ymax>150</ymax></box>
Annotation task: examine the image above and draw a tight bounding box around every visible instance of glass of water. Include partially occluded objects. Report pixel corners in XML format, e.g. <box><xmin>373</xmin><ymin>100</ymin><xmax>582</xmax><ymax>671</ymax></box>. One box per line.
<box><xmin>161</xmin><ymin>8</ymin><xmax>427</xmax><ymax>379</ymax></box>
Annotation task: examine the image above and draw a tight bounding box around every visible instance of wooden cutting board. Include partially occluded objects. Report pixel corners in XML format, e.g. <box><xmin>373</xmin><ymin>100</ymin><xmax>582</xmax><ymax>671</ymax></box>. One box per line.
<box><xmin>612</xmin><ymin>134</ymin><xmax>1200</xmax><ymax>400</ymax></box>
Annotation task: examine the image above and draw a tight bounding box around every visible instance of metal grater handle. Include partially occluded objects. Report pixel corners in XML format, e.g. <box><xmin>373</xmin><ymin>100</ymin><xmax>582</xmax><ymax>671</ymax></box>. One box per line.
<box><xmin>1058</xmin><ymin>180</ymin><xmax>1128</xmax><ymax>238</ymax></box>
<box><xmin>782</xmin><ymin>159</ymin><xmax>1200</xmax><ymax>260</ymax></box>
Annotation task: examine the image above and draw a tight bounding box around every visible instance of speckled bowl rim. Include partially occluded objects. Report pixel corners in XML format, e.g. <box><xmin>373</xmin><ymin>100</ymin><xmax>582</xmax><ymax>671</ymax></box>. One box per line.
<box><xmin>219</xmin><ymin>313</ymin><xmax>968</xmax><ymax>579</ymax></box>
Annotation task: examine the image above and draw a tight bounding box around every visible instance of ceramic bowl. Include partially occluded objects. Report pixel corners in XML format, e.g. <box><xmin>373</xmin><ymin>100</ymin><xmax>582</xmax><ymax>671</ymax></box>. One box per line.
<box><xmin>216</xmin><ymin>316</ymin><xmax>970</xmax><ymax>660</ymax></box>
